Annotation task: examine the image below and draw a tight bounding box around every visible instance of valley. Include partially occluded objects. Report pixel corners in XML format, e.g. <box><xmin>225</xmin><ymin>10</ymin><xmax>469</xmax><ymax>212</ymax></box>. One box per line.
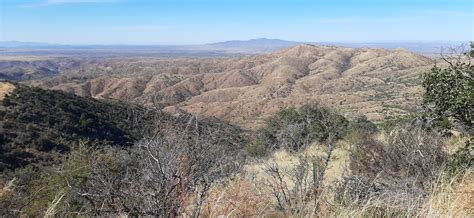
<box><xmin>1</xmin><ymin>44</ymin><xmax>443</xmax><ymax>129</ymax></box>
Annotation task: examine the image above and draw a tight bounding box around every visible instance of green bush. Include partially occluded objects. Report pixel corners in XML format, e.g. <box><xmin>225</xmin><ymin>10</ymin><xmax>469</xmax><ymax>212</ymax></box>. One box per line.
<box><xmin>447</xmin><ymin>138</ymin><xmax>473</xmax><ymax>176</ymax></box>
<box><xmin>348</xmin><ymin>115</ymin><xmax>378</xmax><ymax>134</ymax></box>
<box><xmin>422</xmin><ymin>60</ymin><xmax>473</xmax><ymax>131</ymax></box>
<box><xmin>345</xmin><ymin>115</ymin><xmax>378</xmax><ymax>144</ymax></box>
<box><xmin>377</xmin><ymin>114</ymin><xmax>415</xmax><ymax>134</ymax></box>
<box><xmin>0</xmin><ymin>142</ymin><xmax>94</xmax><ymax>216</ymax></box>
<box><xmin>245</xmin><ymin>141</ymin><xmax>268</xmax><ymax>157</ymax></box>
<box><xmin>253</xmin><ymin>103</ymin><xmax>348</xmax><ymax>153</ymax></box>
<box><xmin>431</xmin><ymin>116</ymin><xmax>454</xmax><ymax>136</ymax></box>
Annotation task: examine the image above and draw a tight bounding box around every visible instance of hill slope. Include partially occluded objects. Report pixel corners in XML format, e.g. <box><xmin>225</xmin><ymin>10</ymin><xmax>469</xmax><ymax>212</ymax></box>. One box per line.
<box><xmin>0</xmin><ymin>82</ymin><xmax>245</xmax><ymax>170</ymax></box>
<box><xmin>29</xmin><ymin>44</ymin><xmax>436</xmax><ymax>129</ymax></box>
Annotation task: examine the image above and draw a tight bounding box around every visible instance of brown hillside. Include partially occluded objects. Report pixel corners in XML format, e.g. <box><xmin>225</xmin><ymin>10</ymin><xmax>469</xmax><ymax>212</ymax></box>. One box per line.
<box><xmin>29</xmin><ymin>44</ymin><xmax>437</xmax><ymax>129</ymax></box>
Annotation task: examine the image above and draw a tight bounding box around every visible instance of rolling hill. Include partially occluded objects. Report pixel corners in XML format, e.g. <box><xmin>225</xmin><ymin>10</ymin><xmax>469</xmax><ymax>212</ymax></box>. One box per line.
<box><xmin>25</xmin><ymin>44</ymin><xmax>438</xmax><ymax>129</ymax></box>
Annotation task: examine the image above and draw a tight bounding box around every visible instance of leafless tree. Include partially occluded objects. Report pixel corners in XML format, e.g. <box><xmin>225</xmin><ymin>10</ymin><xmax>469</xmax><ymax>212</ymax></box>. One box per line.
<box><xmin>261</xmin><ymin>109</ymin><xmax>345</xmax><ymax>215</ymax></box>
<box><xmin>261</xmin><ymin>155</ymin><xmax>315</xmax><ymax>214</ymax></box>
<box><xmin>53</xmin><ymin>113</ymin><xmax>246</xmax><ymax>216</ymax></box>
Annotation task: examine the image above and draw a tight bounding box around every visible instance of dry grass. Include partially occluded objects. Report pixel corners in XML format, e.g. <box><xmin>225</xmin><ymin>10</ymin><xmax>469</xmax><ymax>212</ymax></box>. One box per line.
<box><xmin>244</xmin><ymin>142</ymin><xmax>349</xmax><ymax>187</ymax></box>
<box><xmin>419</xmin><ymin>170</ymin><xmax>474</xmax><ymax>217</ymax></box>
<box><xmin>0</xmin><ymin>178</ymin><xmax>16</xmax><ymax>200</ymax></box>
<box><xmin>201</xmin><ymin>178</ymin><xmax>274</xmax><ymax>217</ymax></box>
<box><xmin>442</xmin><ymin>134</ymin><xmax>470</xmax><ymax>155</ymax></box>
<box><xmin>0</xmin><ymin>82</ymin><xmax>15</xmax><ymax>101</ymax></box>
<box><xmin>329</xmin><ymin>170</ymin><xmax>474</xmax><ymax>217</ymax></box>
<box><xmin>198</xmin><ymin>132</ymin><xmax>472</xmax><ymax>217</ymax></box>
<box><xmin>199</xmin><ymin>142</ymin><xmax>351</xmax><ymax>217</ymax></box>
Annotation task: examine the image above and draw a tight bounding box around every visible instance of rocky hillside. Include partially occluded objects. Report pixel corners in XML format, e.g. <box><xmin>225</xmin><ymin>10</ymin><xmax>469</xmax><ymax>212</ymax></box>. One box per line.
<box><xmin>28</xmin><ymin>44</ymin><xmax>436</xmax><ymax>129</ymax></box>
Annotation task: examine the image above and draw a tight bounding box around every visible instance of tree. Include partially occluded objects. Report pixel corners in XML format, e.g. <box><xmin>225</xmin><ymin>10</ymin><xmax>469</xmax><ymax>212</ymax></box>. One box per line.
<box><xmin>254</xmin><ymin>103</ymin><xmax>348</xmax><ymax>153</ymax></box>
<box><xmin>422</xmin><ymin>54</ymin><xmax>473</xmax><ymax>132</ymax></box>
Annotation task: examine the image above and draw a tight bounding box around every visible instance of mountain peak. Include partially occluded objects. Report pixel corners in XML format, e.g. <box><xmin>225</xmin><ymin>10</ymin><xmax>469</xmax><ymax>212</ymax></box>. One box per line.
<box><xmin>276</xmin><ymin>43</ymin><xmax>326</xmax><ymax>57</ymax></box>
<box><xmin>207</xmin><ymin>38</ymin><xmax>301</xmax><ymax>49</ymax></box>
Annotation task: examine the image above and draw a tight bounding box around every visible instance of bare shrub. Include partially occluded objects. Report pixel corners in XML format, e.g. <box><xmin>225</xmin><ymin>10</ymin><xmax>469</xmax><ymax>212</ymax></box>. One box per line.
<box><xmin>351</xmin><ymin>126</ymin><xmax>448</xmax><ymax>184</ymax></box>
<box><xmin>0</xmin><ymin>114</ymin><xmax>246</xmax><ymax>216</ymax></box>
<box><xmin>261</xmin><ymin>155</ymin><xmax>316</xmax><ymax>214</ymax></box>
<box><xmin>70</xmin><ymin>123</ymin><xmax>245</xmax><ymax>216</ymax></box>
<box><xmin>259</xmin><ymin>152</ymin><xmax>343</xmax><ymax>216</ymax></box>
<box><xmin>337</xmin><ymin>126</ymin><xmax>450</xmax><ymax>214</ymax></box>
<box><xmin>275</xmin><ymin>123</ymin><xmax>308</xmax><ymax>151</ymax></box>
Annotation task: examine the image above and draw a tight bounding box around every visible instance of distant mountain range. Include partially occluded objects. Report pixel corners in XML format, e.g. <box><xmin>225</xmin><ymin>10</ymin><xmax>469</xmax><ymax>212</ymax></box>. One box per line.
<box><xmin>0</xmin><ymin>38</ymin><xmax>469</xmax><ymax>56</ymax></box>
<box><xmin>204</xmin><ymin>38</ymin><xmax>301</xmax><ymax>52</ymax></box>
<box><xmin>0</xmin><ymin>41</ymin><xmax>55</xmax><ymax>48</ymax></box>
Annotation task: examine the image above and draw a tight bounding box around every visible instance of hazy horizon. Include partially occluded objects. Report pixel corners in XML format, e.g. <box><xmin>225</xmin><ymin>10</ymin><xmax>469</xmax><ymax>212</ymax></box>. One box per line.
<box><xmin>1</xmin><ymin>0</ymin><xmax>472</xmax><ymax>45</ymax></box>
<box><xmin>0</xmin><ymin>38</ymin><xmax>470</xmax><ymax>47</ymax></box>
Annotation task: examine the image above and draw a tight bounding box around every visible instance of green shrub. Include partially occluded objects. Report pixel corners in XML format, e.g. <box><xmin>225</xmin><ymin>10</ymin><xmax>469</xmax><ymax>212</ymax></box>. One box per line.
<box><xmin>348</xmin><ymin>115</ymin><xmax>378</xmax><ymax>134</ymax></box>
<box><xmin>254</xmin><ymin>103</ymin><xmax>348</xmax><ymax>153</ymax></box>
<box><xmin>345</xmin><ymin>115</ymin><xmax>378</xmax><ymax>144</ymax></box>
<box><xmin>422</xmin><ymin>60</ymin><xmax>473</xmax><ymax>131</ymax></box>
<box><xmin>0</xmin><ymin>142</ymin><xmax>94</xmax><ymax>216</ymax></box>
<box><xmin>245</xmin><ymin>141</ymin><xmax>268</xmax><ymax>157</ymax></box>
<box><xmin>447</xmin><ymin>138</ymin><xmax>473</xmax><ymax>176</ymax></box>
<box><xmin>377</xmin><ymin>114</ymin><xmax>415</xmax><ymax>134</ymax></box>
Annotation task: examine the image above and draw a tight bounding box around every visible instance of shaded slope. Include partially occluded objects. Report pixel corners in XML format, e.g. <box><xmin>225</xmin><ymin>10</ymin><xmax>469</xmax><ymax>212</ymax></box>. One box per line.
<box><xmin>0</xmin><ymin>82</ymin><xmax>245</xmax><ymax>170</ymax></box>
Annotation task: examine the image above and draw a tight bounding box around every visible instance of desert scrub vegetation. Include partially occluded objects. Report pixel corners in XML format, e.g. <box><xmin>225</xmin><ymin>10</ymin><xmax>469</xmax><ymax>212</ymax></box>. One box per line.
<box><xmin>422</xmin><ymin>51</ymin><xmax>473</xmax><ymax>134</ymax></box>
<box><xmin>216</xmin><ymin>53</ymin><xmax>473</xmax><ymax>216</ymax></box>
<box><xmin>0</xmin><ymin>82</ymin><xmax>245</xmax><ymax>170</ymax></box>
<box><xmin>336</xmin><ymin>126</ymin><xmax>450</xmax><ymax>214</ymax></box>
<box><xmin>246</xmin><ymin>105</ymin><xmax>380</xmax><ymax>157</ymax></box>
<box><xmin>199</xmin><ymin>124</ymin><xmax>472</xmax><ymax>217</ymax></box>
<box><xmin>246</xmin><ymin>103</ymin><xmax>348</xmax><ymax>156</ymax></box>
<box><xmin>1</xmin><ymin>101</ymin><xmax>471</xmax><ymax>216</ymax></box>
<box><xmin>0</xmin><ymin>124</ymin><xmax>245</xmax><ymax>216</ymax></box>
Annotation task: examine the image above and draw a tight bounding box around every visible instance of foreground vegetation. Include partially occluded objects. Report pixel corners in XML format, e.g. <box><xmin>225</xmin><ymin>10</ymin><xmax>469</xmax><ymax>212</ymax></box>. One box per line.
<box><xmin>0</xmin><ymin>52</ymin><xmax>472</xmax><ymax>216</ymax></box>
<box><xmin>0</xmin><ymin>83</ymin><xmax>245</xmax><ymax>170</ymax></box>
<box><xmin>1</xmin><ymin>107</ymin><xmax>470</xmax><ymax>216</ymax></box>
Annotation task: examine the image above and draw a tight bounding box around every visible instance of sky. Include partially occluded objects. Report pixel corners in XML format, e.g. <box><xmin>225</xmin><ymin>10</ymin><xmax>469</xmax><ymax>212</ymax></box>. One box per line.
<box><xmin>0</xmin><ymin>0</ymin><xmax>473</xmax><ymax>45</ymax></box>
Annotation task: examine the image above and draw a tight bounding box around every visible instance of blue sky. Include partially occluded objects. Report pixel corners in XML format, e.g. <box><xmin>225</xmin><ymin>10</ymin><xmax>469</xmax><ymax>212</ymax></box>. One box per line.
<box><xmin>0</xmin><ymin>0</ymin><xmax>472</xmax><ymax>45</ymax></box>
